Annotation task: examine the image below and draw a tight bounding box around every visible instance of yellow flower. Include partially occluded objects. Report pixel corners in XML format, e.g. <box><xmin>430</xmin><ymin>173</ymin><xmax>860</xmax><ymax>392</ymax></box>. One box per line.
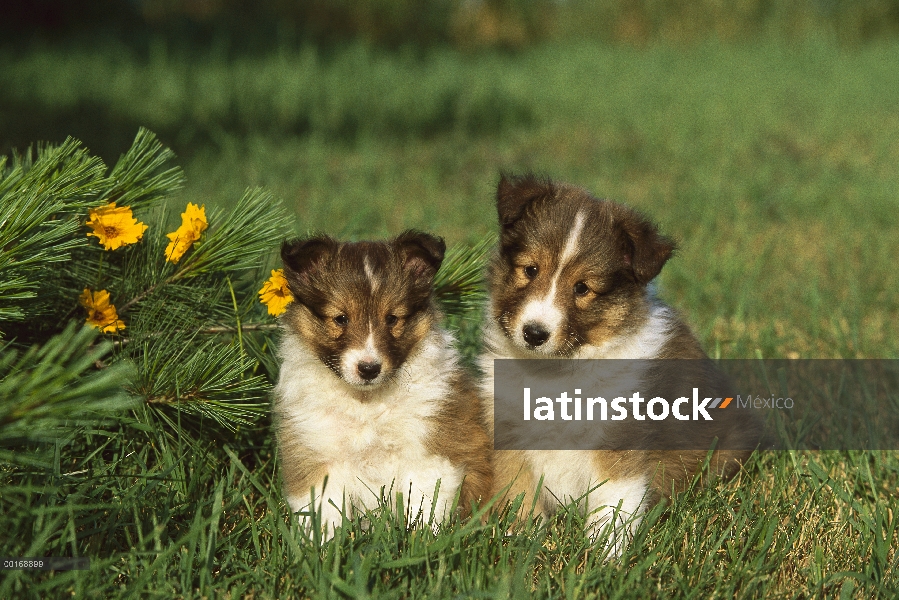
<box><xmin>79</xmin><ymin>288</ymin><xmax>126</xmax><ymax>333</ymax></box>
<box><xmin>86</xmin><ymin>202</ymin><xmax>148</xmax><ymax>250</ymax></box>
<box><xmin>258</xmin><ymin>269</ymin><xmax>293</xmax><ymax>316</ymax></box>
<box><xmin>165</xmin><ymin>203</ymin><xmax>208</xmax><ymax>263</ymax></box>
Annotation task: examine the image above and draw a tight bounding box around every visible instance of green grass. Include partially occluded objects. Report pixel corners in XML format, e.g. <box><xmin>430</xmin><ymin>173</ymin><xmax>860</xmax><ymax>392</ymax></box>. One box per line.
<box><xmin>3</xmin><ymin>438</ymin><xmax>897</xmax><ymax>597</ymax></box>
<box><xmin>1</xmin><ymin>38</ymin><xmax>898</xmax><ymax>596</ymax></box>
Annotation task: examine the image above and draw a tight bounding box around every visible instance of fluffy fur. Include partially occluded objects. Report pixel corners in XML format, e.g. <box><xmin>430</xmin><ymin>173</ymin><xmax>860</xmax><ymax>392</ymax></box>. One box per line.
<box><xmin>274</xmin><ymin>231</ymin><xmax>492</xmax><ymax>538</ymax></box>
<box><xmin>479</xmin><ymin>174</ymin><xmax>759</xmax><ymax>555</ymax></box>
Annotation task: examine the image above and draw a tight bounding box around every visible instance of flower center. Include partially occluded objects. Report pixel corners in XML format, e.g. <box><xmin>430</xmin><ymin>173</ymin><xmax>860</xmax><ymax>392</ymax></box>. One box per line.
<box><xmin>103</xmin><ymin>225</ymin><xmax>120</xmax><ymax>238</ymax></box>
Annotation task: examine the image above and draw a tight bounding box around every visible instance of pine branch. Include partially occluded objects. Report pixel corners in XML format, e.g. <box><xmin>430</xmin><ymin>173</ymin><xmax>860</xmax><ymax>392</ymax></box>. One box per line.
<box><xmin>127</xmin><ymin>334</ymin><xmax>270</xmax><ymax>433</ymax></box>
<box><xmin>117</xmin><ymin>277</ymin><xmax>169</xmax><ymax>315</ymax></box>
<box><xmin>0</xmin><ymin>139</ymin><xmax>107</xmax><ymax>325</ymax></box>
<box><xmin>0</xmin><ymin>323</ymin><xmax>137</xmax><ymax>466</ymax></box>
<box><xmin>111</xmin><ymin>323</ymin><xmax>279</xmax><ymax>348</ymax></box>
<box><xmin>200</xmin><ymin>323</ymin><xmax>280</xmax><ymax>333</ymax></box>
<box><xmin>98</xmin><ymin>128</ymin><xmax>185</xmax><ymax>212</ymax></box>
<box><xmin>434</xmin><ymin>233</ymin><xmax>494</xmax><ymax>316</ymax></box>
<box><xmin>174</xmin><ymin>187</ymin><xmax>290</xmax><ymax>278</ymax></box>
<box><xmin>116</xmin><ymin>187</ymin><xmax>290</xmax><ymax>316</ymax></box>
<box><xmin>1</xmin><ymin>130</ymin><xmax>185</xmax><ymax>334</ymax></box>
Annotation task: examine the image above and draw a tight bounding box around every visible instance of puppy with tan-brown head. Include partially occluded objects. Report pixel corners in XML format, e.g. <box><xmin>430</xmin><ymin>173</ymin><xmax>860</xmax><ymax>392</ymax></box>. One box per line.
<box><xmin>275</xmin><ymin>231</ymin><xmax>491</xmax><ymax>539</ymax></box>
<box><xmin>479</xmin><ymin>174</ymin><xmax>759</xmax><ymax>555</ymax></box>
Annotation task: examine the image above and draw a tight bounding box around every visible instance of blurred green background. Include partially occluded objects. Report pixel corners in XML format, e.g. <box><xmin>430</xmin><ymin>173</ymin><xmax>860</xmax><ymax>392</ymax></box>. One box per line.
<box><xmin>2</xmin><ymin>0</ymin><xmax>898</xmax><ymax>359</ymax></box>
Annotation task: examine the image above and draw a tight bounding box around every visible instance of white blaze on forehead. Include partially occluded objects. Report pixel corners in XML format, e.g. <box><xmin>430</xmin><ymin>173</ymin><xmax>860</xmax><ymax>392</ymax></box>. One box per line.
<box><xmin>363</xmin><ymin>255</ymin><xmax>379</xmax><ymax>292</ymax></box>
<box><xmin>341</xmin><ymin>324</ymin><xmax>384</xmax><ymax>386</ymax></box>
<box><xmin>517</xmin><ymin>210</ymin><xmax>587</xmax><ymax>349</ymax></box>
<box><xmin>559</xmin><ymin>210</ymin><xmax>586</xmax><ymax>265</ymax></box>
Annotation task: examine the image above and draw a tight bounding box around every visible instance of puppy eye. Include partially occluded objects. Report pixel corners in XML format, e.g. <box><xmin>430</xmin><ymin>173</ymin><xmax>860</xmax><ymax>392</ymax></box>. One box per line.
<box><xmin>574</xmin><ymin>281</ymin><xmax>590</xmax><ymax>296</ymax></box>
<box><xmin>385</xmin><ymin>314</ymin><xmax>398</xmax><ymax>326</ymax></box>
<box><xmin>333</xmin><ymin>314</ymin><xmax>349</xmax><ymax>326</ymax></box>
<box><xmin>524</xmin><ymin>265</ymin><xmax>539</xmax><ymax>279</ymax></box>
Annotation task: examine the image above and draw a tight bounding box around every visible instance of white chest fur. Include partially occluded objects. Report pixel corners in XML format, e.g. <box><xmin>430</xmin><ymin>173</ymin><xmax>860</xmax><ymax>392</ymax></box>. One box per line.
<box><xmin>276</xmin><ymin>328</ymin><xmax>464</xmax><ymax>531</ymax></box>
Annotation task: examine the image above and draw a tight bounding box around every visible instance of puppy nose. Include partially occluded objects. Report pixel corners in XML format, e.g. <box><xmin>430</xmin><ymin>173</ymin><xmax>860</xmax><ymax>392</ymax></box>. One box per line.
<box><xmin>522</xmin><ymin>323</ymin><xmax>550</xmax><ymax>347</ymax></box>
<box><xmin>357</xmin><ymin>361</ymin><xmax>382</xmax><ymax>381</ymax></box>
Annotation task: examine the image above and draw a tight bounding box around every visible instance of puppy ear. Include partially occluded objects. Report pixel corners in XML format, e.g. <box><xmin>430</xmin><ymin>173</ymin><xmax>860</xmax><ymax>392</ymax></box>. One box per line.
<box><xmin>616</xmin><ymin>209</ymin><xmax>676</xmax><ymax>284</ymax></box>
<box><xmin>394</xmin><ymin>230</ymin><xmax>445</xmax><ymax>279</ymax></box>
<box><xmin>280</xmin><ymin>236</ymin><xmax>336</xmax><ymax>286</ymax></box>
<box><xmin>496</xmin><ymin>173</ymin><xmax>555</xmax><ymax>227</ymax></box>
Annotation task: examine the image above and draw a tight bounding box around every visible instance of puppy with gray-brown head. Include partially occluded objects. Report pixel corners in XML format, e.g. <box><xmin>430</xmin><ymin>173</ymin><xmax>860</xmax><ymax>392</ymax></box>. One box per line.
<box><xmin>479</xmin><ymin>174</ymin><xmax>758</xmax><ymax>555</ymax></box>
<box><xmin>275</xmin><ymin>231</ymin><xmax>492</xmax><ymax>539</ymax></box>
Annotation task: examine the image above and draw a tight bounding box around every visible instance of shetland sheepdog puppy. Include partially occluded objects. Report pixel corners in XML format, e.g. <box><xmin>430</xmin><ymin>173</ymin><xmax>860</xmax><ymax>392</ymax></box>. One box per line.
<box><xmin>479</xmin><ymin>174</ymin><xmax>759</xmax><ymax>555</ymax></box>
<box><xmin>274</xmin><ymin>231</ymin><xmax>492</xmax><ymax>539</ymax></box>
